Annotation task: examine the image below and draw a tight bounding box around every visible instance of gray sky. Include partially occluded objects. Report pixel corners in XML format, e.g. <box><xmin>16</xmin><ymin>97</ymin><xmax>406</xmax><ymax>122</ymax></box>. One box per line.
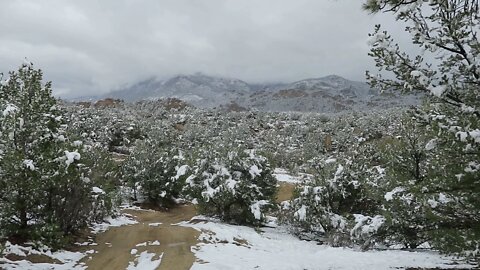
<box><xmin>0</xmin><ymin>0</ymin><xmax>406</xmax><ymax>98</ymax></box>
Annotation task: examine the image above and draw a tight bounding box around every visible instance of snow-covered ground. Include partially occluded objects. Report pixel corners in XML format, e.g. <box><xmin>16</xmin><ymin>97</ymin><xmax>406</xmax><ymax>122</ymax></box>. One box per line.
<box><xmin>180</xmin><ymin>217</ymin><xmax>474</xmax><ymax>270</ymax></box>
<box><xmin>126</xmin><ymin>251</ymin><xmax>162</xmax><ymax>270</ymax></box>
<box><xmin>0</xmin><ymin>241</ymin><xmax>88</xmax><ymax>270</ymax></box>
<box><xmin>89</xmin><ymin>213</ymin><xmax>138</xmax><ymax>234</ymax></box>
<box><xmin>273</xmin><ymin>168</ymin><xmax>312</xmax><ymax>184</ymax></box>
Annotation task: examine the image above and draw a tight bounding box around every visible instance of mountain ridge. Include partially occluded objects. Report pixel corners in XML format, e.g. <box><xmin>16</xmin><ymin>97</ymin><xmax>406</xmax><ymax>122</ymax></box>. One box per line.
<box><xmin>83</xmin><ymin>74</ymin><xmax>419</xmax><ymax>112</ymax></box>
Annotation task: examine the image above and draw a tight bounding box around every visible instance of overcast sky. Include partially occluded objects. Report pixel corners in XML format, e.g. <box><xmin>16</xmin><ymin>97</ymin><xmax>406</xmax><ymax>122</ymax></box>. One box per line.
<box><xmin>0</xmin><ymin>0</ymin><xmax>407</xmax><ymax>98</ymax></box>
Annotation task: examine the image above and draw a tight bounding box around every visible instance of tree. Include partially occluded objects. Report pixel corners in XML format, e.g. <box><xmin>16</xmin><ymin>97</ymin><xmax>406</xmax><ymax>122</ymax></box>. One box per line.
<box><xmin>364</xmin><ymin>0</ymin><xmax>480</xmax><ymax>256</ymax></box>
<box><xmin>0</xmin><ymin>63</ymin><xmax>114</xmax><ymax>247</ymax></box>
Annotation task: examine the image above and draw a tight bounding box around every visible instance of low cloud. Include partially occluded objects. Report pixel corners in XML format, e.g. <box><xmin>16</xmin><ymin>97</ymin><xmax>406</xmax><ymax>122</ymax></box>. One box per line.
<box><xmin>0</xmin><ymin>0</ymin><xmax>407</xmax><ymax>98</ymax></box>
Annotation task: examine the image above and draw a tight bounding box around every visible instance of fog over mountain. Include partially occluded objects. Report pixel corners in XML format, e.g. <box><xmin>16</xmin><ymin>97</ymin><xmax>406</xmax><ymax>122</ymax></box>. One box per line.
<box><xmin>85</xmin><ymin>73</ymin><xmax>418</xmax><ymax>113</ymax></box>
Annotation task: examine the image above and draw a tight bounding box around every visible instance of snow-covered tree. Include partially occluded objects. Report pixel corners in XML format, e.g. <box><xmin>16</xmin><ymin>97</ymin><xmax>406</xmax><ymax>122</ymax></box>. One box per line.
<box><xmin>364</xmin><ymin>0</ymin><xmax>480</xmax><ymax>256</ymax></box>
<box><xmin>0</xmin><ymin>63</ymin><xmax>114</xmax><ymax>247</ymax></box>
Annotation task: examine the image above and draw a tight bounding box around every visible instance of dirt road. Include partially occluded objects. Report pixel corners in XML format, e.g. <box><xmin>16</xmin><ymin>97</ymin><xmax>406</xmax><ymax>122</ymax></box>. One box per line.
<box><xmin>83</xmin><ymin>205</ymin><xmax>199</xmax><ymax>270</ymax></box>
<box><xmin>82</xmin><ymin>183</ymin><xmax>295</xmax><ymax>270</ymax></box>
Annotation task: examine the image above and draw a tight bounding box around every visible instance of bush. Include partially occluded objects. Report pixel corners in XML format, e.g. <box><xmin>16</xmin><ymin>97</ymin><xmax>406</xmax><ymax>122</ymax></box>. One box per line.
<box><xmin>283</xmin><ymin>147</ymin><xmax>384</xmax><ymax>248</ymax></box>
<box><xmin>186</xmin><ymin>149</ymin><xmax>277</xmax><ymax>225</ymax></box>
<box><xmin>122</xmin><ymin>130</ymin><xmax>190</xmax><ymax>207</ymax></box>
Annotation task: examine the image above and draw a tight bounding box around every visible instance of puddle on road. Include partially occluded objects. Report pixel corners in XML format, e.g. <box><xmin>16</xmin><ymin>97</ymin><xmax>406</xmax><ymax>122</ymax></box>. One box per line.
<box><xmin>83</xmin><ymin>205</ymin><xmax>199</xmax><ymax>270</ymax></box>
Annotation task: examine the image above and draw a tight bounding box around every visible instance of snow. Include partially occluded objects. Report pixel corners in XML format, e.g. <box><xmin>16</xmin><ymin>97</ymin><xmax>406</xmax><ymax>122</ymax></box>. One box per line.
<box><xmin>325</xmin><ymin>158</ymin><xmax>337</xmax><ymax>164</ymax></box>
<box><xmin>126</xmin><ymin>251</ymin><xmax>163</xmax><ymax>270</ymax></box>
<box><xmin>457</xmin><ymin>131</ymin><xmax>469</xmax><ymax>142</ymax></box>
<box><xmin>470</xmin><ymin>129</ymin><xmax>480</xmax><ymax>143</ymax></box>
<box><xmin>56</xmin><ymin>135</ymin><xmax>66</xmax><ymax>142</ymax></box>
<box><xmin>428</xmin><ymin>198</ymin><xmax>439</xmax><ymax>208</ymax></box>
<box><xmin>175</xmin><ymin>164</ymin><xmax>189</xmax><ymax>179</ymax></box>
<box><xmin>429</xmin><ymin>84</ymin><xmax>446</xmax><ymax>97</ymax></box>
<box><xmin>90</xmin><ymin>214</ymin><xmax>138</xmax><ymax>234</ymax></box>
<box><xmin>250</xmin><ymin>200</ymin><xmax>268</xmax><ymax>220</ymax></box>
<box><xmin>92</xmin><ymin>186</ymin><xmax>105</xmax><ymax>194</ymax></box>
<box><xmin>181</xmin><ymin>219</ymin><xmax>473</xmax><ymax>270</ymax></box>
<box><xmin>135</xmin><ymin>240</ymin><xmax>160</xmax><ymax>246</ymax></box>
<box><xmin>249</xmin><ymin>164</ymin><xmax>262</xmax><ymax>178</ymax></box>
<box><xmin>64</xmin><ymin>150</ymin><xmax>81</xmax><ymax>166</ymax></box>
<box><xmin>73</xmin><ymin>140</ymin><xmax>83</xmax><ymax>147</ymax></box>
<box><xmin>455</xmin><ymin>129</ymin><xmax>480</xmax><ymax>144</ymax></box>
<box><xmin>2</xmin><ymin>103</ymin><xmax>18</xmax><ymax>117</ymax></box>
<box><xmin>334</xmin><ymin>164</ymin><xmax>344</xmax><ymax>179</ymax></box>
<box><xmin>438</xmin><ymin>193</ymin><xmax>451</xmax><ymax>204</ymax></box>
<box><xmin>367</xmin><ymin>32</ymin><xmax>391</xmax><ymax>48</ymax></box>
<box><xmin>425</xmin><ymin>139</ymin><xmax>437</xmax><ymax>150</ymax></box>
<box><xmin>148</xmin><ymin>222</ymin><xmax>163</xmax><ymax>226</ymax></box>
<box><xmin>461</xmin><ymin>104</ymin><xmax>475</xmax><ymax>113</ymax></box>
<box><xmin>225</xmin><ymin>179</ymin><xmax>237</xmax><ymax>192</ymax></box>
<box><xmin>410</xmin><ymin>70</ymin><xmax>429</xmax><ymax>85</ymax></box>
<box><xmin>351</xmin><ymin>214</ymin><xmax>385</xmax><ymax>236</ymax></box>
<box><xmin>384</xmin><ymin>187</ymin><xmax>405</xmax><ymax>201</ymax></box>
<box><xmin>272</xmin><ymin>168</ymin><xmax>302</xmax><ymax>184</ymax></box>
<box><xmin>0</xmin><ymin>241</ymin><xmax>87</xmax><ymax>270</ymax></box>
<box><xmin>465</xmin><ymin>161</ymin><xmax>480</xmax><ymax>173</ymax></box>
<box><xmin>23</xmin><ymin>159</ymin><xmax>35</xmax><ymax>171</ymax></box>
<box><xmin>331</xmin><ymin>213</ymin><xmax>347</xmax><ymax>230</ymax></box>
<box><xmin>3</xmin><ymin>241</ymin><xmax>27</xmax><ymax>257</ymax></box>
<box><xmin>294</xmin><ymin>205</ymin><xmax>307</xmax><ymax>221</ymax></box>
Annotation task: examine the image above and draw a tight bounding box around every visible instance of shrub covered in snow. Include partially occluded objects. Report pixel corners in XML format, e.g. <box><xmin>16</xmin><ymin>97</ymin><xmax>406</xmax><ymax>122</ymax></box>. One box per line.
<box><xmin>186</xmin><ymin>149</ymin><xmax>277</xmax><ymax>225</ymax></box>
<box><xmin>282</xmin><ymin>144</ymin><xmax>384</xmax><ymax>248</ymax></box>
<box><xmin>0</xmin><ymin>63</ymin><xmax>116</xmax><ymax>247</ymax></box>
<box><xmin>122</xmin><ymin>128</ymin><xmax>190</xmax><ymax>207</ymax></box>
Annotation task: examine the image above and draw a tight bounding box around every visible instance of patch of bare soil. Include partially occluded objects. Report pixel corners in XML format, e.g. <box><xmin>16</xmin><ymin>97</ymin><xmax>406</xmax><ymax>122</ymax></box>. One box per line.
<box><xmin>83</xmin><ymin>205</ymin><xmax>200</xmax><ymax>270</ymax></box>
<box><xmin>276</xmin><ymin>182</ymin><xmax>296</xmax><ymax>203</ymax></box>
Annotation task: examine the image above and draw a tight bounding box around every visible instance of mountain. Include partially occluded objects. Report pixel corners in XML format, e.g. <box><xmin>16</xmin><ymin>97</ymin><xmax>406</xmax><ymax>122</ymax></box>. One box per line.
<box><xmin>236</xmin><ymin>75</ymin><xmax>420</xmax><ymax>112</ymax></box>
<box><xmin>104</xmin><ymin>73</ymin><xmax>252</xmax><ymax>108</ymax></box>
<box><xmin>96</xmin><ymin>74</ymin><xmax>419</xmax><ymax>112</ymax></box>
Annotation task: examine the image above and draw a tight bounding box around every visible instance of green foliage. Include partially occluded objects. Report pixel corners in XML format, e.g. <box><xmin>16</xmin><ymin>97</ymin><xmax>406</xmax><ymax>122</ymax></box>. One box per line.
<box><xmin>186</xmin><ymin>149</ymin><xmax>277</xmax><ymax>225</ymax></box>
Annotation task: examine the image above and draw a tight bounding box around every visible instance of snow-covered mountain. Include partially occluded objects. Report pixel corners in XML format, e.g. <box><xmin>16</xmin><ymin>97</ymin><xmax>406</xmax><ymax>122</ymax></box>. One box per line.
<box><xmin>99</xmin><ymin>74</ymin><xmax>419</xmax><ymax>112</ymax></box>
<box><xmin>103</xmin><ymin>73</ymin><xmax>252</xmax><ymax>108</ymax></box>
